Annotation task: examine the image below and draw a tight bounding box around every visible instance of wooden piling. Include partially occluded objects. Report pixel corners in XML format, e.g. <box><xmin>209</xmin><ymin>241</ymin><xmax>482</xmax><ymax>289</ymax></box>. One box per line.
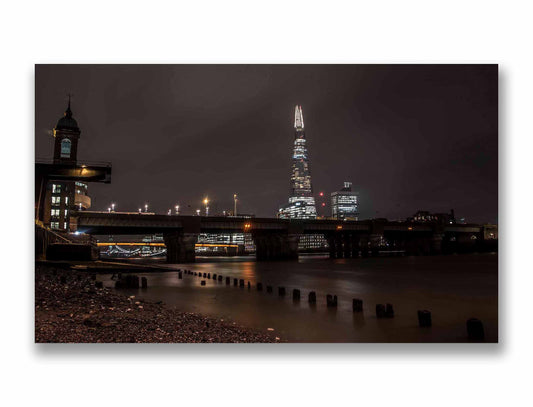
<box><xmin>376</xmin><ymin>304</ymin><xmax>386</xmax><ymax>318</ymax></box>
<box><xmin>417</xmin><ymin>310</ymin><xmax>432</xmax><ymax>327</ymax></box>
<box><xmin>467</xmin><ymin>318</ymin><xmax>485</xmax><ymax>341</ymax></box>
<box><xmin>292</xmin><ymin>289</ymin><xmax>301</xmax><ymax>301</ymax></box>
<box><xmin>385</xmin><ymin>303</ymin><xmax>394</xmax><ymax>318</ymax></box>
<box><xmin>326</xmin><ymin>294</ymin><xmax>337</xmax><ymax>307</ymax></box>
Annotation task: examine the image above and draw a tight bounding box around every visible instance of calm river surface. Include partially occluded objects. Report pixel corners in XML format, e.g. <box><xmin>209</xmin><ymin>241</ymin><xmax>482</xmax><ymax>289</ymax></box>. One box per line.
<box><xmin>100</xmin><ymin>253</ymin><xmax>498</xmax><ymax>342</ymax></box>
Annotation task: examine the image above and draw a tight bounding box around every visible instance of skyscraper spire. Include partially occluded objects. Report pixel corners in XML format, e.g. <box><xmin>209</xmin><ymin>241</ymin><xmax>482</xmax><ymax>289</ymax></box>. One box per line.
<box><xmin>294</xmin><ymin>105</ymin><xmax>304</xmax><ymax>129</ymax></box>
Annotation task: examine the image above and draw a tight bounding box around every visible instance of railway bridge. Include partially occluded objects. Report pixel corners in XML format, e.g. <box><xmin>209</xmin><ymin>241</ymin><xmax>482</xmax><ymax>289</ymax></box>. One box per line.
<box><xmin>72</xmin><ymin>212</ymin><xmax>494</xmax><ymax>263</ymax></box>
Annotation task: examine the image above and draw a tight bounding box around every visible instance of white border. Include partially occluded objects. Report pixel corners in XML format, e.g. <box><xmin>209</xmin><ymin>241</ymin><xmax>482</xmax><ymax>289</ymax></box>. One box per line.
<box><xmin>2</xmin><ymin>1</ymin><xmax>531</xmax><ymax>405</ymax></box>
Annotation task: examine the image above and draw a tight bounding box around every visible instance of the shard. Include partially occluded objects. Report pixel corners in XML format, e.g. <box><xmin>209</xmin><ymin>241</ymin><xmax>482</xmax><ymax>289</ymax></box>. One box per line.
<box><xmin>278</xmin><ymin>105</ymin><xmax>317</xmax><ymax>219</ymax></box>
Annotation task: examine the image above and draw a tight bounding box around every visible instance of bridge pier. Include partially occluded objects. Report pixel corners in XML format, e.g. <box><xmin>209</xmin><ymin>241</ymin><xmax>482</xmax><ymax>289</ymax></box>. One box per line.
<box><xmin>431</xmin><ymin>233</ymin><xmax>444</xmax><ymax>255</ymax></box>
<box><xmin>163</xmin><ymin>232</ymin><xmax>198</xmax><ymax>263</ymax></box>
<box><xmin>343</xmin><ymin>234</ymin><xmax>353</xmax><ymax>258</ymax></box>
<box><xmin>253</xmin><ymin>233</ymin><xmax>299</xmax><ymax>261</ymax></box>
<box><xmin>369</xmin><ymin>234</ymin><xmax>382</xmax><ymax>256</ymax></box>
<box><xmin>351</xmin><ymin>235</ymin><xmax>361</xmax><ymax>258</ymax></box>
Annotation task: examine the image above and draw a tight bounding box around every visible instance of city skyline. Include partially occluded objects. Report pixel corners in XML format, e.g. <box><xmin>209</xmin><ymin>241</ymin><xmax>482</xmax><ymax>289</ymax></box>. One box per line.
<box><xmin>35</xmin><ymin>65</ymin><xmax>498</xmax><ymax>223</ymax></box>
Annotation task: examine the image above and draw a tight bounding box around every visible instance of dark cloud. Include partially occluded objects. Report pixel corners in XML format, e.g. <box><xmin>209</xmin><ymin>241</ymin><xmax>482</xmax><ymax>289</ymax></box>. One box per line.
<box><xmin>35</xmin><ymin>64</ymin><xmax>498</xmax><ymax>223</ymax></box>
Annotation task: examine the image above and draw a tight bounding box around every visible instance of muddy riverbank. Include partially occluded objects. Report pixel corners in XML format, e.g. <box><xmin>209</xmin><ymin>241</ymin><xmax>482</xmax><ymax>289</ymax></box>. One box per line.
<box><xmin>35</xmin><ymin>264</ymin><xmax>279</xmax><ymax>343</ymax></box>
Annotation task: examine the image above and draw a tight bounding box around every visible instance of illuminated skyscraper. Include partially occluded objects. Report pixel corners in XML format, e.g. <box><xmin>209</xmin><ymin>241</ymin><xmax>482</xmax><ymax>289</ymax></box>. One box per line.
<box><xmin>278</xmin><ymin>105</ymin><xmax>317</xmax><ymax>219</ymax></box>
<box><xmin>331</xmin><ymin>182</ymin><xmax>359</xmax><ymax>220</ymax></box>
<box><xmin>278</xmin><ymin>106</ymin><xmax>325</xmax><ymax>251</ymax></box>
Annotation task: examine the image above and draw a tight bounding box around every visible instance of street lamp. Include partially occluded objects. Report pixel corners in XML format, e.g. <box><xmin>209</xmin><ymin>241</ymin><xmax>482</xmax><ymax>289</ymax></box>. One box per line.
<box><xmin>111</xmin><ymin>203</ymin><xmax>115</xmax><ymax>212</ymax></box>
<box><xmin>144</xmin><ymin>204</ymin><xmax>148</xmax><ymax>213</ymax></box>
<box><xmin>196</xmin><ymin>209</ymin><xmax>200</xmax><ymax>216</ymax></box>
<box><xmin>233</xmin><ymin>193</ymin><xmax>237</xmax><ymax>216</ymax></box>
<box><xmin>107</xmin><ymin>207</ymin><xmax>111</xmax><ymax>213</ymax></box>
<box><xmin>175</xmin><ymin>205</ymin><xmax>180</xmax><ymax>215</ymax></box>
<box><xmin>138</xmin><ymin>208</ymin><xmax>142</xmax><ymax>214</ymax></box>
<box><xmin>167</xmin><ymin>209</ymin><xmax>171</xmax><ymax>215</ymax></box>
<box><xmin>203</xmin><ymin>197</ymin><xmax>209</xmax><ymax>216</ymax></box>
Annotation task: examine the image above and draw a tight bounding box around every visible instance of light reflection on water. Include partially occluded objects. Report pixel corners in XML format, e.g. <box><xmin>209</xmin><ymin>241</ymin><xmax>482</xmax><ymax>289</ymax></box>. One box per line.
<box><xmin>100</xmin><ymin>254</ymin><xmax>498</xmax><ymax>343</ymax></box>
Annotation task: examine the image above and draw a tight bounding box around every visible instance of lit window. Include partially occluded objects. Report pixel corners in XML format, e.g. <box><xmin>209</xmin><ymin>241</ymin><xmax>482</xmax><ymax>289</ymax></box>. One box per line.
<box><xmin>51</xmin><ymin>196</ymin><xmax>60</xmax><ymax>205</ymax></box>
<box><xmin>64</xmin><ymin>210</ymin><xmax>68</xmax><ymax>218</ymax></box>
<box><xmin>51</xmin><ymin>222</ymin><xmax>59</xmax><ymax>230</ymax></box>
<box><xmin>65</xmin><ymin>197</ymin><xmax>69</xmax><ymax>205</ymax></box>
<box><xmin>63</xmin><ymin>222</ymin><xmax>67</xmax><ymax>230</ymax></box>
<box><xmin>51</xmin><ymin>209</ymin><xmax>60</xmax><ymax>217</ymax></box>
<box><xmin>52</xmin><ymin>184</ymin><xmax>61</xmax><ymax>194</ymax></box>
<box><xmin>61</xmin><ymin>138</ymin><xmax>71</xmax><ymax>158</ymax></box>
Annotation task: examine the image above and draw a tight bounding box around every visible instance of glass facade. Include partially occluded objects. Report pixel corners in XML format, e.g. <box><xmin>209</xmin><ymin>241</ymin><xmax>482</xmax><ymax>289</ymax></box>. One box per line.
<box><xmin>278</xmin><ymin>106</ymin><xmax>317</xmax><ymax>220</ymax></box>
<box><xmin>197</xmin><ymin>233</ymin><xmax>254</xmax><ymax>253</ymax></box>
<box><xmin>331</xmin><ymin>182</ymin><xmax>359</xmax><ymax>220</ymax></box>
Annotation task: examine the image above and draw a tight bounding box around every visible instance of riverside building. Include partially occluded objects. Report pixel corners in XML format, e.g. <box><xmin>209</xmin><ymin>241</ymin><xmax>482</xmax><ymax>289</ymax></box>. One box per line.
<box><xmin>42</xmin><ymin>99</ymin><xmax>92</xmax><ymax>231</ymax></box>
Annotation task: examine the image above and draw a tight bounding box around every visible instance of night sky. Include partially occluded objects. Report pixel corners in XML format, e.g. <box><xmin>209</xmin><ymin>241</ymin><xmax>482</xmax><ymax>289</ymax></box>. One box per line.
<box><xmin>35</xmin><ymin>65</ymin><xmax>498</xmax><ymax>223</ymax></box>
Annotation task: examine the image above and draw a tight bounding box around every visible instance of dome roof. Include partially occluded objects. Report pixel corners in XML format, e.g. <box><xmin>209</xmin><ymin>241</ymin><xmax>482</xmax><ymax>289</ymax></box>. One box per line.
<box><xmin>55</xmin><ymin>99</ymin><xmax>79</xmax><ymax>132</ymax></box>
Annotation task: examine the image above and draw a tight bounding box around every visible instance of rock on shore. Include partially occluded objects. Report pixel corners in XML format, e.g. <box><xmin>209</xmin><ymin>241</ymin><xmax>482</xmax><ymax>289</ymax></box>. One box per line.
<box><xmin>35</xmin><ymin>265</ymin><xmax>279</xmax><ymax>343</ymax></box>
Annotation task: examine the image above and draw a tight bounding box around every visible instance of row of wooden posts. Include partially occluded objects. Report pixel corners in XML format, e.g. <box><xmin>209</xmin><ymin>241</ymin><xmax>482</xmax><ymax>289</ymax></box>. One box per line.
<box><xmin>112</xmin><ymin>269</ymin><xmax>485</xmax><ymax>341</ymax></box>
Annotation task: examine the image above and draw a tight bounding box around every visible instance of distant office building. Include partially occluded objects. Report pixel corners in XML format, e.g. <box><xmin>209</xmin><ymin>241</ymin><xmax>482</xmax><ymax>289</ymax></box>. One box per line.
<box><xmin>42</xmin><ymin>99</ymin><xmax>91</xmax><ymax>231</ymax></box>
<box><xmin>197</xmin><ymin>233</ymin><xmax>254</xmax><ymax>253</ymax></box>
<box><xmin>331</xmin><ymin>182</ymin><xmax>359</xmax><ymax>220</ymax></box>
<box><xmin>278</xmin><ymin>106</ymin><xmax>325</xmax><ymax>250</ymax></box>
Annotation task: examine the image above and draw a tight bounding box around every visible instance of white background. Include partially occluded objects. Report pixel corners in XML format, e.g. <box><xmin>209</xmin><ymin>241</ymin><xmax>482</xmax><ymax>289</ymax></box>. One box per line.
<box><xmin>1</xmin><ymin>0</ymin><xmax>531</xmax><ymax>406</ymax></box>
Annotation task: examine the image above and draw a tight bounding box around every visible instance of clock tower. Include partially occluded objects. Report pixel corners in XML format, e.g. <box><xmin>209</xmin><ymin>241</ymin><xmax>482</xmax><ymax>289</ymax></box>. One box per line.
<box><xmin>53</xmin><ymin>96</ymin><xmax>80</xmax><ymax>164</ymax></box>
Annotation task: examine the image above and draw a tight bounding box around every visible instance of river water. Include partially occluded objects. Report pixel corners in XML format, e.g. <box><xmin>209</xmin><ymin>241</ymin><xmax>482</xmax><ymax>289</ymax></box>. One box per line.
<box><xmin>100</xmin><ymin>253</ymin><xmax>498</xmax><ymax>342</ymax></box>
